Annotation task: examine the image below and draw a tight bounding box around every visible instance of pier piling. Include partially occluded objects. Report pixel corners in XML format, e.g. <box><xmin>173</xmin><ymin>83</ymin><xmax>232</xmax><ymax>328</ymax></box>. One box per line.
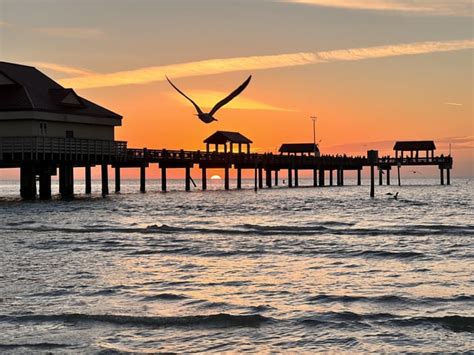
<box><xmin>185</xmin><ymin>166</ymin><xmax>191</xmax><ymax>191</ymax></box>
<box><xmin>274</xmin><ymin>170</ymin><xmax>279</xmax><ymax>186</ymax></box>
<box><xmin>101</xmin><ymin>164</ymin><xmax>108</xmax><ymax>197</ymax></box>
<box><xmin>447</xmin><ymin>168</ymin><xmax>451</xmax><ymax>185</ymax></box>
<box><xmin>313</xmin><ymin>169</ymin><xmax>317</xmax><ymax>187</ymax></box>
<box><xmin>319</xmin><ymin>168</ymin><xmax>325</xmax><ymax>186</ymax></box>
<box><xmin>295</xmin><ymin>169</ymin><xmax>299</xmax><ymax>187</ymax></box>
<box><xmin>140</xmin><ymin>166</ymin><xmax>146</xmax><ymax>193</ymax></box>
<box><xmin>357</xmin><ymin>169</ymin><xmax>362</xmax><ymax>186</ymax></box>
<box><xmin>85</xmin><ymin>166</ymin><xmax>92</xmax><ymax>194</ymax></box>
<box><xmin>20</xmin><ymin>164</ymin><xmax>36</xmax><ymax>200</ymax></box>
<box><xmin>288</xmin><ymin>168</ymin><xmax>293</xmax><ymax>188</ymax></box>
<box><xmin>161</xmin><ymin>167</ymin><xmax>167</xmax><ymax>192</ymax></box>
<box><xmin>440</xmin><ymin>167</ymin><xmax>444</xmax><ymax>185</ymax></box>
<box><xmin>202</xmin><ymin>168</ymin><xmax>207</xmax><ymax>190</ymax></box>
<box><xmin>329</xmin><ymin>169</ymin><xmax>333</xmax><ymax>186</ymax></box>
<box><xmin>224</xmin><ymin>167</ymin><xmax>230</xmax><ymax>190</ymax></box>
<box><xmin>258</xmin><ymin>167</ymin><xmax>263</xmax><ymax>189</ymax></box>
<box><xmin>115</xmin><ymin>167</ymin><xmax>121</xmax><ymax>193</ymax></box>
<box><xmin>236</xmin><ymin>168</ymin><xmax>241</xmax><ymax>190</ymax></box>
<box><xmin>39</xmin><ymin>165</ymin><xmax>52</xmax><ymax>200</ymax></box>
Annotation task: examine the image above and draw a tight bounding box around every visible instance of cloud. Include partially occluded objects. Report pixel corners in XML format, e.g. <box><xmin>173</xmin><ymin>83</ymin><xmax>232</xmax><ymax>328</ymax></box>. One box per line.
<box><xmin>59</xmin><ymin>39</ymin><xmax>474</xmax><ymax>90</ymax></box>
<box><xmin>36</xmin><ymin>27</ymin><xmax>105</xmax><ymax>39</ymax></box>
<box><xmin>444</xmin><ymin>102</ymin><xmax>463</xmax><ymax>106</ymax></box>
<box><xmin>29</xmin><ymin>61</ymin><xmax>96</xmax><ymax>76</ymax></box>
<box><xmin>280</xmin><ymin>0</ymin><xmax>472</xmax><ymax>16</ymax></box>
<box><xmin>168</xmin><ymin>89</ymin><xmax>295</xmax><ymax>112</ymax></box>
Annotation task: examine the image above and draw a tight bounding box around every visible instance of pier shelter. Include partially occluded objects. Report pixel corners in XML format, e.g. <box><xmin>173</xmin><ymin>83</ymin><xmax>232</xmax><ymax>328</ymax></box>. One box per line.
<box><xmin>204</xmin><ymin>131</ymin><xmax>252</xmax><ymax>154</ymax></box>
<box><xmin>279</xmin><ymin>143</ymin><xmax>320</xmax><ymax>157</ymax></box>
<box><xmin>394</xmin><ymin>141</ymin><xmax>435</xmax><ymax>160</ymax></box>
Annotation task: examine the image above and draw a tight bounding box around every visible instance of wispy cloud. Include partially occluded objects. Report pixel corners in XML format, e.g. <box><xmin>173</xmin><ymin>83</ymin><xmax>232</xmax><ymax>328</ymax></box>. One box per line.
<box><xmin>168</xmin><ymin>90</ymin><xmax>295</xmax><ymax>112</ymax></box>
<box><xmin>281</xmin><ymin>0</ymin><xmax>472</xmax><ymax>16</ymax></box>
<box><xmin>29</xmin><ymin>62</ymin><xmax>96</xmax><ymax>76</ymax></box>
<box><xmin>36</xmin><ymin>27</ymin><xmax>105</xmax><ymax>39</ymax></box>
<box><xmin>444</xmin><ymin>102</ymin><xmax>463</xmax><ymax>106</ymax></box>
<box><xmin>59</xmin><ymin>39</ymin><xmax>474</xmax><ymax>89</ymax></box>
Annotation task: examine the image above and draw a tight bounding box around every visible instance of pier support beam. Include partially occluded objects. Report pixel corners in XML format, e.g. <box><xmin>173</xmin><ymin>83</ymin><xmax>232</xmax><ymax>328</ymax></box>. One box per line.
<box><xmin>39</xmin><ymin>166</ymin><xmax>52</xmax><ymax>200</ymax></box>
<box><xmin>275</xmin><ymin>170</ymin><xmax>279</xmax><ymax>186</ymax></box>
<box><xmin>59</xmin><ymin>164</ymin><xmax>74</xmax><ymax>199</ymax></box>
<box><xmin>379</xmin><ymin>168</ymin><xmax>383</xmax><ymax>186</ymax></box>
<box><xmin>319</xmin><ymin>168</ymin><xmax>325</xmax><ymax>186</ymax></box>
<box><xmin>101</xmin><ymin>164</ymin><xmax>108</xmax><ymax>197</ymax></box>
<box><xmin>446</xmin><ymin>168</ymin><xmax>451</xmax><ymax>185</ymax></box>
<box><xmin>357</xmin><ymin>169</ymin><xmax>362</xmax><ymax>186</ymax></box>
<box><xmin>202</xmin><ymin>168</ymin><xmax>207</xmax><ymax>190</ymax></box>
<box><xmin>115</xmin><ymin>167</ymin><xmax>121</xmax><ymax>193</ymax></box>
<box><xmin>236</xmin><ymin>168</ymin><xmax>241</xmax><ymax>190</ymax></box>
<box><xmin>20</xmin><ymin>164</ymin><xmax>36</xmax><ymax>200</ymax></box>
<box><xmin>161</xmin><ymin>167</ymin><xmax>167</xmax><ymax>192</ymax></box>
<box><xmin>254</xmin><ymin>167</ymin><xmax>258</xmax><ymax>192</ymax></box>
<box><xmin>397</xmin><ymin>165</ymin><xmax>401</xmax><ymax>186</ymax></box>
<box><xmin>336</xmin><ymin>169</ymin><xmax>341</xmax><ymax>186</ymax></box>
<box><xmin>294</xmin><ymin>169</ymin><xmax>299</xmax><ymax>187</ymax></box>
<box><xmin>85</xmin><ymin>165</ymin><xmax>92</xmax><ymax>194</ymax></box>
<box><xmin>265</xmin><ymin>169</ymin><xmax>272</xmax><ymax>188</ymax></box>
<box><xmin>258</xmin><ymin>167</ymin><xmax>263</xmax><ymax>189</ymax></box>
<box><xmin>140</xmin><ymin>166</ymin><xmax>146</xmax><ymax>193</ymax></box>
<box><xmin>329</xmin><ymin>169</ymin><xmax>333</xmax><ymax>186</ymax></box>
<box><xmin>288</xmin><ymin>168</ymin><xmax>293</xmax><ymax>188</ymax></box>
<box><xmin>224</xmin><ymin>167</ymin><xmax>230</xmax><ymax>190</ymax></box>
<box><xmin>386</xmin><ymin>168</ymin><xmax>390</xmax><ymax>186</ymax></box>
<box><xmin>370</xmin><ymin>165</ymin><xmax>375</xmax><ymax>198</ymax></box>
<box><xmin>313</xmin><ymin>169</ymin><xmax>317</xmax><ymax>187</ymax></box>
<box><xmin>185</xmin><ymin>166</ymin><xmax>191</xmax><ymax>191</ymax></box>
<box><xmin>440</xmin><ymin>167</ymin><xmax>444</xmax><ymax>185</ymax></box>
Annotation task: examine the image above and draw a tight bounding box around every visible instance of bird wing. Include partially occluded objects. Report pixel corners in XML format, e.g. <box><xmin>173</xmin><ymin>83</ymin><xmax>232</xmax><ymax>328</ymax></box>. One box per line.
<box><xmin>166</xmin><ymin>76</ymin><xmax>203</xmax><ymax>115</ymax></box>
<box><xmin>209</xmin><ymin>75</ymin><xmax>252</xmax><ymax>116</ymax></box>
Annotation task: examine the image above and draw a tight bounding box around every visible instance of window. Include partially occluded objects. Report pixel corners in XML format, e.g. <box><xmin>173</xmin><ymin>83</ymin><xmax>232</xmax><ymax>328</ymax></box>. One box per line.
<box><xmin>66</xmin><ymin>130</ymin><xmax>74</xmax><ymax>138</ymax></box>
<box><xmin>39</xmin><ymin>123</ymin><xmax>48</xmax><ymax>136</ymax></box>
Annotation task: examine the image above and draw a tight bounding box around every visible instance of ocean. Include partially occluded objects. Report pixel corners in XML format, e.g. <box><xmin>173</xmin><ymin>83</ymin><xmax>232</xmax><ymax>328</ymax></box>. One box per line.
<box><xmin>0</xmin><ymin>178</ymin><xmax>473</xmax><ymax>353</ymax></box>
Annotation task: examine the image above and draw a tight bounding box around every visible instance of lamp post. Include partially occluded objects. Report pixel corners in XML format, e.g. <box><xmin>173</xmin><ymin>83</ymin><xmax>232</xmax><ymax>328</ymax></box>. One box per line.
<box><xmin>310</xmin><ymin>115</ymin><xmax>317</xmax><ymax>157</ymax></box>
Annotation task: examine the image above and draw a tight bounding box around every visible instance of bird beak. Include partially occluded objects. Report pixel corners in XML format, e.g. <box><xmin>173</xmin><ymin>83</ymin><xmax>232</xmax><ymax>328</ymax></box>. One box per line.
<box><xmin>213</xmin><ymin>118</ymin><xmax>218</xmax><ymax>121</ymax></box>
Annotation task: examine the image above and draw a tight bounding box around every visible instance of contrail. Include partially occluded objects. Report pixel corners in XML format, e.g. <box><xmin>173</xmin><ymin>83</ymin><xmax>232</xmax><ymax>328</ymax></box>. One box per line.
<box><xmin>58</xmin><ymin>39</ymin><xmax>474</xmax><ymax>89</ymax></box>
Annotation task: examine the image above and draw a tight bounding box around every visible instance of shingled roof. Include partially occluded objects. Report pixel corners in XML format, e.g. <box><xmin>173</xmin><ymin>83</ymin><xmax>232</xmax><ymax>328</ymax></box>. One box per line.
<box><xmin>279</xmin><ymin>143</ymin><xmax>320</xmax><ymax>153</ymax></box>
<box><xmin>393</xmin><ymin>141</ymin><xmax>436</xmax><ymax>151</ymax></box>
<box><xmin>0</xmin><ymin>61</ymin><xmax>121</xmax><ymax>119</ymax></box>
<box><xmin>204</xmin><ymin>131</ymin><xmax>252</xmax><ymax>144</ymax></box>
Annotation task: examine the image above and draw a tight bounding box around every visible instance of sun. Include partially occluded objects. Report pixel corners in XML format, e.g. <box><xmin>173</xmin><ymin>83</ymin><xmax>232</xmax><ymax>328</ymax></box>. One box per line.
<box><xmin>210</xmin><ymin>175</ymin><xmax>221</xmax><ymax>180</ymax></box>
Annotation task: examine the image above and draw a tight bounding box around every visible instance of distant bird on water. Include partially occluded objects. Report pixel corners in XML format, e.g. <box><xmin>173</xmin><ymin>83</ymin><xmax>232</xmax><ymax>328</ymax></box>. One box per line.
<box><xmin>166</xmin><ymin>75</ymin><xmax>252</xmax><ymax>124</ymax></box>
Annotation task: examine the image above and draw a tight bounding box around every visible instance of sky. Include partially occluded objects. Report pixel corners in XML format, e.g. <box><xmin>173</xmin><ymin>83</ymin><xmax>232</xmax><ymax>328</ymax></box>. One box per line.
<box><xmin>1</xmin><ymin>0</ymin><xmax>473</xmax><ymax>177</ymax></box>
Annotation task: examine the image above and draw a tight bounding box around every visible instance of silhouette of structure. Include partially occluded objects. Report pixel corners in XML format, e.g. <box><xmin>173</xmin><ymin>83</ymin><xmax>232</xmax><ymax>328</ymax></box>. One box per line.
<box><xmin>166</xmin><ymin>75</ymin><xmax>252</xmax><ymax>124</ymax></box>
<box><xmin>0</xmin><ymin>62</ymin><xmax>454</xmax><ymax>200</ymax></box>
<box><xmin>279</xmin><ymin>143</ymin><xmax>320</xmax><ymax>157</ymax></box>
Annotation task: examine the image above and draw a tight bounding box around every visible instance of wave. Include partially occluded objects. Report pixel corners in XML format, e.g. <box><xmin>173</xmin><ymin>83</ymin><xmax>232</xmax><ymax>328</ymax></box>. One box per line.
<box><xmin>307</xmin><ymin>294</ymin><xmax>473</xmax><ymax>304</ymax></box>
<box><xmin>0</xmin><ymin>313</ymin><xmax>271</xmax><ymax>328</ymax></box>
<box><xmin>141</xmin><ymin>293</ymin><xmax>188</xmax><ymax>301</ymax></box>
<box><xmin>0</xmin><ymin>343</ymin><xmax>69</xmax><ymax>350</ymax></box>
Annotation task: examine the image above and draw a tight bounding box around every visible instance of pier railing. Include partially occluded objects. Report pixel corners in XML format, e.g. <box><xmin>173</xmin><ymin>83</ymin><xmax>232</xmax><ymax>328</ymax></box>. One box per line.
<box><xmin>0</xmin><ymin>136</ymin><xmax>128</xmax><ymax>160</ymax></box>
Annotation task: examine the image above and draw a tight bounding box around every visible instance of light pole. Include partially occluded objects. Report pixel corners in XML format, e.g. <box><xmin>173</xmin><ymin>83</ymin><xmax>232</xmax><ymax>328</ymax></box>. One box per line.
<box><xmin>310</xmin><ymin>115</ymin><xmax>317</xmax><ymax>157</ymax></box>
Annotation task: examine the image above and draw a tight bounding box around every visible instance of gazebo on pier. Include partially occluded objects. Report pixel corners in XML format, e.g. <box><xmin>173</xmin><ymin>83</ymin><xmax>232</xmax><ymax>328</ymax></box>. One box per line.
<box><xmin>204</xmin><ymin>131</ymin><xmax>252</xmax><ymax>154</ymax></box>
<box><xmin>279</xmin><ymin>143</ymin><xmax>320</xmax><ymax>157</ymax></box>
<box><xmin>394</xmin><ymin>141</ymin><xmax>436</xmax><ymax>160</ymax></box>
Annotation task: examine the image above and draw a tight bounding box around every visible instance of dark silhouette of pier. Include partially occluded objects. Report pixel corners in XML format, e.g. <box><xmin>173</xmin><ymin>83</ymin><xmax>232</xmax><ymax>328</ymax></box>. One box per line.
<box><xmin>0</xmin><ymin>136</ymin><xmax>453</xmax><ymax>200</ymax></box>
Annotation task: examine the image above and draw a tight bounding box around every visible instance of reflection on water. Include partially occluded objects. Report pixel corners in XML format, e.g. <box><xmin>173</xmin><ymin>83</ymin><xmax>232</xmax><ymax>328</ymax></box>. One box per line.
<box><xmin>0</xmin><ymin>178</ymin><xmax>473</xmax><ymax>352</ymax></box>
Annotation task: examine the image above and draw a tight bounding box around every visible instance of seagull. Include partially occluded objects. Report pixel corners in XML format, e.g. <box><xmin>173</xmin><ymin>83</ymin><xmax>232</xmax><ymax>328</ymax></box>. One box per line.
<box><xmin>166</xmin><ymin>75</ymin><xmax>252</xmax><ymax>123</ymax></box>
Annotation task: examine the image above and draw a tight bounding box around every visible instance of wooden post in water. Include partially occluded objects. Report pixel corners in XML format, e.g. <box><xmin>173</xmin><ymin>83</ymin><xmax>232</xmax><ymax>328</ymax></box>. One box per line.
<box><xmin>440</xmin><ymin>167</ymin><xmax>444</xmax><ymax>185</ymax></box>
<box><xmin>20</xmin><ymin>164</ymin><xmax>36</xmax><ymax>200</ymax></box>
<box><xmin>140</xmin><ymin>165</ymin><xmax>146</xmax><ymax>193</ymax></box>
<box><xmin>39</xmin><ymin>164</ymin><xmax>52</xmax><ymax>200</ymax></box>
<box><xmin>313</xmin><ymin>169</ymin><xmax>317</xmax><ymax>187</ymax></box>
<box><xmin>367</xmin><ymin>150</ymin><xmax>378</xmax><ymax>198</ymax></box>
<box><xmin>379</xmin><ymin>168</ymin><xmax>383</xmax><ymax>186</ymax></box>
<box><xmin>185</xmin><ymin>166</ymin><xmax>191</xmax><ymax>191</ymax></box>
<box><xmin>336</xmin><ymin>169</ymin><xmax>341</xmax><ymax>186</ymax></box>
<box><xmin>85</xmin><ymin>165</ymin><xmax>92</xmax><ymax>194</ymax></box>
<box><xmin>258</xmin><ymin>167</ymin><xmax>263</xmax><ymax>189</ymax></box>
<box><xmin>446</xmin><ymin>168</ymin><xmax>451</xmax><ymax>185</ymax></box>
<box><xmin>161</xmin><ymin>166</ymin><xmax>167</xmax><ymax>192</ymax></box>
<box><xmin>266</xmin><ymin>169</ymin><xmax>272</xmax><ymax>188</ymax></box>
<box><xmin>357</xmin><ymin>169</ymin><xmax>362</xmax><ymax>186</ymax></box>
<box><xmin>101</xmin><ymin>164</ymin><xmax>108</xmax><ymax>197</ymax></box>
<box><xmin>115</xmin><ymin>167</ymin><xmax>121</xmax><ymax>193</ymax></box>
<box><xmin>202</xmin><ymin>168</ymin><xmax>207</xmax><ymax>190</ymax></box>
<box><xmin>386</xmin><ymin>168</ymin><xmax>390</xmax><ymax>186</ymax></box>
<box><xmin>319</xmin><ymin>168</ymin><xmax>325</xmax><ymax>186</ymax></box>
<box><xmin>288</xmin><ymin>168</ymin><xmax>293</xmax><ymax>188</ymax></box>
<box><xmin>340</xmin><ymin>169</ymin><xmax>344</xmax><ymax>186</ymax></box>
<box><xmin>397</xmin><ymin>163</ymin><xmax>401</xmax><ymax>186</ymax></box>
<box><xmin>329</xmin><ymin>169</ymin><xmax>333</xmax><ymax>186</ymax></box>
<box><xmin>224</xmin><ymin>167</ymin><xmax>230</xmax><ymax>190</ymax></box>
<box><xmin>254</xmin><ymin>167</ymin><xmax>258</xmax><ymax>192</ymax></box>
<box><xmin>236</xmin><ymin>168</ymin><xmax>241</xmax><ymax>190</ymax></box>
<box><xmin>294</xmin><ymin>169</ymin><xmax>299</xmax><ymax>187</ymax></box>
<box><xmin>275</xmin><ymin>170</ymin><xmax>279</xmax><ymax>186</ymax></box>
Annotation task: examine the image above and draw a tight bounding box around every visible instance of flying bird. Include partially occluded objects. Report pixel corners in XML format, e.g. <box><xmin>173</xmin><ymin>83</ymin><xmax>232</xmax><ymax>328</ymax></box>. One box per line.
<box><xmin>166</xmin><ymin>75</ymin><xmax>252</xmax><ymax>123</ymax></box>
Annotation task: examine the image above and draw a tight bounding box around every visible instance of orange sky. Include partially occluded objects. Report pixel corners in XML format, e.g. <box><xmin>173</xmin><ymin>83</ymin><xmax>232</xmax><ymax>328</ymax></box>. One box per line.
<box><xmin>1</xmin><ymin>0</ymin><xmax>473</xmax><ymax>178</ymax></box>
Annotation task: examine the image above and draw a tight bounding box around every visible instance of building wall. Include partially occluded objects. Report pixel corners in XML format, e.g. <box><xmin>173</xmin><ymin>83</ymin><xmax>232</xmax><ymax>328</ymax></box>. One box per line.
<box><xmin>0</xmin><ymin>120</ymin><xmax>114</xmax><ymax>140</ymax></box>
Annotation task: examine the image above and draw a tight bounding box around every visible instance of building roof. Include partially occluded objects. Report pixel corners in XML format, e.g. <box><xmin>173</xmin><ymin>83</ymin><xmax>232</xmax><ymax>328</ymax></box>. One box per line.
<box><xmin>279</xmin><ymin>143</ymin><xmax>320</xmax><ymax>153</ymax></box>
<box><xmin>393</xmin><ymin>141</ymin><xmax>436</xmax><ymax>151</ymax></box>
<box><xmin>0</xmin><ymin>61</ymin><xmax>122</xmax><ymax>120</ymax></box>
<box><xmin>204</xmin><ymin>131</ymin><xmax>252</xmax><ymax>144</ymax></box>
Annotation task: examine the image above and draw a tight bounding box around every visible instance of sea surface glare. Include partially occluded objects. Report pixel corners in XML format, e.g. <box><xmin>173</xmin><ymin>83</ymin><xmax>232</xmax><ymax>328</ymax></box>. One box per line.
<box><xmin>0</xmin><ymin>178</ymin><xmax>473</xmax><ymax>353</ymax></box>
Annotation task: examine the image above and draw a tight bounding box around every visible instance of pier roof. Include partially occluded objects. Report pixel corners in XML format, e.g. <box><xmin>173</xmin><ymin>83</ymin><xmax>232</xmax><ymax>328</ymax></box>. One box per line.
<box><xmin>204</xmin><ymin>131</ymin><xmax>252</xmax><ymax>144</ymax></box>
<box><xmin>394</xmin><ymin>141</ymin><xmax>436</xmax><ymax>151</ymax></box>
<box><xmin>0</xmin><ymin>61</ymin><xmax>122</xmax><ymax>120</ymax></box>
<box><xmin>279</xmin><ymin>143</ymin><xmax>320</xmax><ymax>154</ymax></box>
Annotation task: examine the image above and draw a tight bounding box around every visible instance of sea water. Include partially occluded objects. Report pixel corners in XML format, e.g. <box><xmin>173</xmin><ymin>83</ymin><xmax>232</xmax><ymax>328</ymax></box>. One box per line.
<box><xmin>0</xmin><ymin>178</ymin><xmax>473</xmax><ymax>353</ymax></box>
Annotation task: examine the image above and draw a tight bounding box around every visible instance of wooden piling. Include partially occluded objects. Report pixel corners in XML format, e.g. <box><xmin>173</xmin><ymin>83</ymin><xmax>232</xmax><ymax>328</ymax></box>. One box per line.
<box><xmin>357</xmin><ymin>169</ymin><xmax>361</xmax><ymax>186</ymax></box>
<box><xmin>224</xmin><ymin>167</ymin><xmax>230</xmax><ymax>190</ymax></box>
<box><xmin>140</xmin><ymin>165</ymin><xmax>146</xmax><ymax>193</ymax></box>
<box><xmin>294</xmin><ymin>169</ymin><xmax>299</xmax><ymax>187</ymax></box>
<box><xmin>440</xmin><ymin>167</ymin><xmax>444</xmax><ymax>185</ymax></box>
<box><xmin>370</xmin><ymin>165</ymin><xmax>375</xmax><ymax>198</ymax></box>
<box><xmin>161</xmin><ymin>166</ymin><xmax>167</xmax><ymax>192</ymax></box>
<box><xmin>101</xmin><ymin>164</ymin><xmax>108</xmax><ymax>196</ymax></box>
<box><xmin>313</xmin><ymin>169</ymin><xmax>317</xmax><ymax>187</ymax></box>
<box><xmin>446</xmin><ymin>168</ymin><xmax>450</xmax><ymax>185</ymax></box>
<box><xmin>39</xmin><ymin>166</ymin><xmax>52</xmax><ymax>200</ymax></box>
<box><xmin>319</xmin><ymin>168</ymin><xmax>325</xmax><ymax>186</ymax></box>
<box><xmin>258</xmin><ymin>167</ymin><xmax>263</xmax><ymax>189</ymax></box>
<box><xmin>266</xmin><ymin>169</ymin><xmax>272</xmax><ymax>188</ymax></box>
<box><xmin>185</xmin><ymin>166</ymin><xmax>191</xmax><ymax>191</ymax></box>
<box><xmin>202</xmin><ymin>168</ymin><xmax>207</xmax><ymax>190</ymax></box>
<box><xmin>379</xmin><ymin>168</ymin><xmax>383</xmax><ymax>186</ymax></box>
<box><xmin>274</xmin><ymin>170</ymin><xmax>279</xmax><ymax>186</ymax></box>
<box><xmin>85</xmin><ymin>165</ymin><xmax>92</xmax><ymax>194</ymax></box>
<box><xmin>386</xmin><ymin>168</ymin><xmax>390</xmax><ymax>186</ymax></box>
<box><xmin>115</xmin><ymin>167</ymin><xmax>121</xmax><ymax>193</ymax></box>
<box><xmin>254</xmin><ymin>167</ymin><xmax>258</xmax><ymax>192</ymax></box>
<box><xmin>20</xmin><ymin>164</ymin><xmax>36</xmax><ymax>200</ymax></box>
<box><xmin>288</xmin><ymin>168</ymin><xmax>293</xmax><ymax>188</ymax></box>
<box><xmin>329</xmin><ymin>169</ymin><xmax>333</xmax><ymax>186</ymax></box>
<box><xmin>236</xmin><ymin>168</ymin><xmax>241</xmax><ymax>190</ymax></box>
<box><xmin>340</xmin><ymin>169</ymin><xmax>344</xmax><ymax>186</ymax></box>
<box><xmin>397</xmin><ymin>164</ymin><xmax>401</xmax><ymax>186</ymax></box>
